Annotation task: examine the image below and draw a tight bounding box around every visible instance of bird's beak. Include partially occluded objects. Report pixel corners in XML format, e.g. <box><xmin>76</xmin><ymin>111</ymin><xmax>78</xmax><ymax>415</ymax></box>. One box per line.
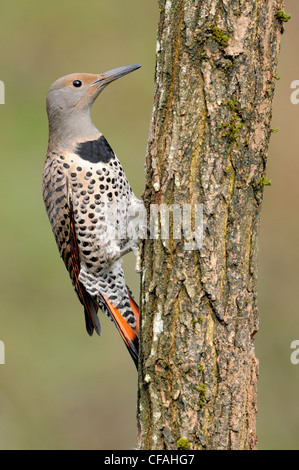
<box><xmin>76</xmin><ymin>64</ymin><xmax>141</xmax><ymax>111</ymax></box>
<box><xmin>93</xmin><ymin>64</ymin><xmax>141</xmax><ymax>89</ymax></box>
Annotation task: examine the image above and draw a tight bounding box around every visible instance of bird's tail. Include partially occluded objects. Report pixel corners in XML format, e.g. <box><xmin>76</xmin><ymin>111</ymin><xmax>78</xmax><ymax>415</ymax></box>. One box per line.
<box><xmin>103</xmin><ymin>294</ymin><xmax>139</xmax><ymax>369</ymax></box>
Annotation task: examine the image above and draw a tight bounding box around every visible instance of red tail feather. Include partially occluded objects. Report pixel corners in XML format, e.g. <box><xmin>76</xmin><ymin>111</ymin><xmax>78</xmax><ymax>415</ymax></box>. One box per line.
<box><xmin>104</xmin><ymin>296</ymin><xmax>139</xmax><ymax>368</ymax></box>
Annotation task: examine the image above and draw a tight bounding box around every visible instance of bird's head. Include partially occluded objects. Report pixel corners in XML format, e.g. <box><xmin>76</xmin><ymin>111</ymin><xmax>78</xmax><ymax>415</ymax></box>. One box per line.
<box><xmin>46</xmin><ymin>64</ymin><xmax>141</xmax><ymax>147</ymax></box>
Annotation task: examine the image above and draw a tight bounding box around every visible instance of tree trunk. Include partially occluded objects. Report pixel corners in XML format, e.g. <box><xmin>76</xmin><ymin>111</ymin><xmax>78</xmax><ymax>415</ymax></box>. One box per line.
<box><xmin>137</xmin><ymin>0</ymin><xmax>286</xmax><ymax>450</ymax></box>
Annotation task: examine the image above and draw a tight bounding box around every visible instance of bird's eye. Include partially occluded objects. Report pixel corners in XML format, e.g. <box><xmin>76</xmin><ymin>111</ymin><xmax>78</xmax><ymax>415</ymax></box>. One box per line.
<box><xmin>72</xmin><ymin>80</ymin><xmax>83</xmax><ymax>88</ymax></box>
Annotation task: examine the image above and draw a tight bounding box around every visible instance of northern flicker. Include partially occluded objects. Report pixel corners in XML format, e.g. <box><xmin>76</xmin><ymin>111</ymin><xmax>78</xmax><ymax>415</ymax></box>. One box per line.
<box><xmin>42</xmin><ymin>65</ymin><xmax>144</xmax><ymax>368</ymax></box>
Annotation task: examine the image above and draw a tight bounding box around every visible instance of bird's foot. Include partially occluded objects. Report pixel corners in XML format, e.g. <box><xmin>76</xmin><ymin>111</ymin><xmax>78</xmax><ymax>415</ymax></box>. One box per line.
<box><xmin>132</xmin><ymin>243</ymin><xmax>143</xmax><ymax>273</ymax></box>
<box><xmin>117</xmin><ymin>240</ymin><xmax>143</xmax><ymax>273</ymax></box>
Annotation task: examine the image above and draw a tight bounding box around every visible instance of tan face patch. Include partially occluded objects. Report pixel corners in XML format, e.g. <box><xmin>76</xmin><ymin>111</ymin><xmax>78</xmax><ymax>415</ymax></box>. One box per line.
<box><xmin>63</xmin><ymin>74</ymin><xmax>101</xmax><ymax>111</ymax></box>
<box><xmin>54</xmin><ymin>74</ymin><xmax>97</xmax><ymax>111</ymax></box>
<box><xmin>62</xmin><ymin>73</ymin><xmax>100</xmax><ymax>89</ymax></box>
<box><xmin>49</xmin><ymin>73</ymin><xmax>102</xmax><ymax>111</ymax></box>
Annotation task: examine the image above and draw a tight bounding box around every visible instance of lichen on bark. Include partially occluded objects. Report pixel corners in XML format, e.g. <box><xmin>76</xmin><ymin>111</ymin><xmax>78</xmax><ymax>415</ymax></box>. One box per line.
<box><xmin>137</xmin><ymin>0</ymin><xmax>285</xmax><ymax>450</ymax></box>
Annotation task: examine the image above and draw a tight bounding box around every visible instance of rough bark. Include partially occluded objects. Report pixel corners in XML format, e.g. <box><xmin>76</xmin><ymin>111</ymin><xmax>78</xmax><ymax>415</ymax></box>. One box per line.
<box><xmin>137</xmin><ymin>0</ymin><xmax>285</xmax><ymax>450</ymax></box>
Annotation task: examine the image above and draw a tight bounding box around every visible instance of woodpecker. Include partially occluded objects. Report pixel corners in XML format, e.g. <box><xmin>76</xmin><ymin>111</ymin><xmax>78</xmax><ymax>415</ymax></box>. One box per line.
<box><xmin>42</xmin><ymin>65</ymin><xmax>143</xmax><ymax>368</ymax></box>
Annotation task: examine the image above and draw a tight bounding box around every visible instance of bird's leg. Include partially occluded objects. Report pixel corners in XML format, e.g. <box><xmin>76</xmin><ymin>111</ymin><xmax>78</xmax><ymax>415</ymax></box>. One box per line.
<box><xmin>128</xmin><ymin>224</ymin><xmax>152</xmax><ymax>273</ymax></box>
<box><xmin>116</xmin><ymin>224</ymin><xmax>151</xmax><ymax>273</ymax></box>
<box><xmin>105</xmin><ymin>240</ymin><xmax>142</xmax><ymax>273</ymax></box>
<box><xmin>117</xmin><ymin>240</ymin><xmax>142</xmax><ymax>273</ymax></box>
<box><xmin>118</xmin><ymin>242</ymin><xmax>136</xmax><ymax>258</ymax></box>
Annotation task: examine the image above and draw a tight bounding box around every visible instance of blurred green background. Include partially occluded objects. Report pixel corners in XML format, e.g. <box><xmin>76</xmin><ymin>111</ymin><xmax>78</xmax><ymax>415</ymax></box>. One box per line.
<box><xmin>0</xmin><ymin>0</ymin><xmax>298</xmax><ymax>450</ymax></box>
